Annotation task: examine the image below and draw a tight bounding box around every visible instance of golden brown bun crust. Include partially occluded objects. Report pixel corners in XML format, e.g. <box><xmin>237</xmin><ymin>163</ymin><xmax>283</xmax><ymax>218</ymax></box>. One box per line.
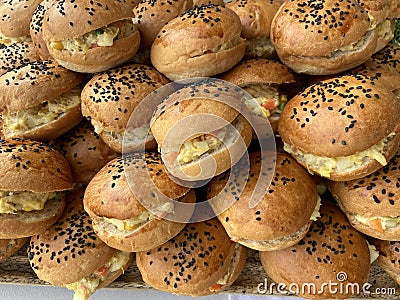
<box><xmin>271</xmin><ymin>0</ymin><xmax>377</xmax><ymax>74</ymax></box>
<box><xmin>48</xmin><ymin>31</ymin><xmax>141</xmax><ymax>73</ymax></box>
<box><xmin>0</xmin><ymin>238</ymin><xmax>28</xmax><ymax>262</ymax></box>
<box><xmin>0</xmin><ymin>197</ymin><xmax>66</xmax><ymax>239</ymax></box>
<box><xmin>42</xmin><ymin>0</ymin><xmax>134</xmax><ymax>41</ymax></box>
<box><xmin>278</xmin><ymin>74</ymin><xmax>400</xmax><ymax>158</ymax></box>
<box><xmin>84</xmin><ymin>152</ymin><xmax>190</xmax><ymax>220</ymax></box>
<box><xmin>220</xmin><ymin>58</ymin><xmax>296</xmax><ymax>86</ymax></box>
<box><xmin>81</xmin><ymin>63</ymin><xmax>169</xmax><ymax>134</ymax></box>
<box><xmin>0</xmin><ymin>138</ymin><xmax>73</xmax><ymax>192</ymax></box>
<box><xmin>90</xmin><ymin>190</ymin><xmax>196</xmax><ymax>252</ymax></box>
<box><xmin>136</xmin><ymin>218</ymin><xmax>247</xmax><ymax>296</ymax></box>
<box><xmin>28</xmin><ymin>189</ymin><xmax>117</xmax><ymax>286</ymax></box>
<box><xmin>226</xmin><ymin>0</ymin><xmax>282</xmax><ymax>40</ymax></box>
<box><xmin>0</xmin><ymin>60</ymin><xmax>86</xmax><ymax>112</ymax></box>
<box><xmin>0</xmin><ymin>42</ymin><xmax>40</xmax><ymax>76</ymax></box>
<box><xmin>133</xmin><ymin>0</ymin><xmax>194</xmax><ymax>50</ymax></box>
<box><xmin>370</xmin><ymin>239</ymin><xmax>400</xmax><ymax>285</ymax></box>
<box><xmin>388</xmin><ymin>0</ymin><xmax>400</xmax><ymax>18</ymax></box>
<box><xmin>193</xmin><ymin>0</ymin><xmax>225</xmax><ymax>6</ymax></box>
<box><xmin>54</xmin><ymin>121</ymin><xmax>119</xmax><ymax>184</ymax></box>
<box><xmin>0</xmin><ymin>0</ymin><xmax>42</xmax><ymax>37</ymax></box>
<box><xmin>208</xmin><ymin>152</ymin><xmax>318</xmax><ymax>248</ymax></box>
<box><xmin>29</xmin><ymin>0</ymin><xmax>55</xmax><ymax>60</ymax></box>
<box><xmin>150</xmin><ymin>80</ymin><xmax>242</xmax><ymax>145</ymax></box>
<box><xmin>3</xmin><ymin>102</ymin><xmax>83</xmax><ymax>142</ymax></box>
<box><xmin>259</xmin><ymin>200</ymin><xmax>371</xmax><ymax>299</ymax></box>
<box><xmin>150</xmin><ymin>4</ymin><xmax>245</xmax><ymax>80</ymax></box>
<box><xmin>357</xmin><ymin>0</ymin><xmax>390</xmax><ymax>24</ymax></box>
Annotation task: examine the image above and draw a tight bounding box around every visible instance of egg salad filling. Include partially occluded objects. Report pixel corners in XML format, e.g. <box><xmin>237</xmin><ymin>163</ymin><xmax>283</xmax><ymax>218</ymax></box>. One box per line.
<box><xmin>2</xmin><ymin>87</ymin><xmax>81</xmax><ymax>135</ymax></box>
<box><xmin>209</xmin><ymin>35</ymin><xmax>244</xmax><ymax>54</ymax></box>
<box><xmin>50</xmin><ymin>20</ymin><xmax>136</xmax><ymax>53</ymax></box>
<box><xmin>245</xmin><ymin>37</ymin><xmax>276</xmax><ymax>58</ymax></box>
<box><xmin>210</xmin><ymin>243</ymin><xmax>242</xmax><ymax>292</ymax></box>
<box><xmin>244</xmin><ymin>84</ymin><xmax>288</xmax><ymax>119</ymax></box>
<box><xmin>0</xmin><ymin>191</ymin><xmax>61</xmax><ymax>214</ymax></box>
<box><xmin>101</xmin><ymin>201</ymin><xmax>174</xmax><ymax>233</ymax></box>
<box><xmin>376</xmin><ymin>19</ymin><xmax>394</xmax><ymax>40</ymax></box>
<box><xmin>0</xmin><ymin>32</ymin><xmax>31</xmax><ymax>46</ymax></box>
<box><xmin>283</xmin><ymin>132</ymin><xmax>396</xmax><ymax>178</ymax></box>
<box><xmin>353</xmin><ymin>214</ymin><xmax>400</xmax><ymax>233</ymax></box>
<box><xmin>177</xmin><ymin>127</ymin><xmax>227</xmax><ymax>165</ymax></box>
<box><xmin>64</xmin><ymin>251</ymin><xmax>131</xmax><ymax>300</ymax></box>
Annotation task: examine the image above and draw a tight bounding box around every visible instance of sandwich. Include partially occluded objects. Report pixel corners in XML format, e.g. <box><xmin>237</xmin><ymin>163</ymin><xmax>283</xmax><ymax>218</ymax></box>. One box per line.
<box><xmin>150</xmin><ymin>4</ymin><xmax>246</xmax><ymax>80</ymax></box>
<box><xmin>270</xmin><ymin>0</ymin><xmax>378</xmax><ymax>75</ymax></box>
<box><xmin>0</xmin><ymin>60</ymin><xmax>85</xmax><ymax>141</ymax></box>
<box><xmin>28</xmin><ymin>188</ymin><xmax>133</xmax><ymax>300</ymax></box>
<box><xmin>81</xmin><ymin>63</ymin><xmax>169</xmax><ymax>153</ymax></box>
<box><xmin>42</xmin><ymin>0</ymin><xmax>141</xmax><ymax>73</ymax></box>
<box><xmin>83</xmin><ymin>152</ymin><xmax>195</xmax><ymax>252</ymax></box>
<box><xmin>278</xmin><ymin>74</ymin><xmax>400</xmax><ymax>181</ymax></box>
<box><xmin>329</xmin><ymin>150</ymin><xmax>400</xmax><ymax>240</ymax></box>
<box><xmin>0</xmin><ymin>138</ymin><xmax>72</xmax><ymax>238</ymax></box>
<box><xmin>208</xmin><ymin>151</ymin><xmax>321</xmax><ymax>251</ymax></box>
<box><xmin>136</xmin><ymin>217</ymin><xmax>247</xmax><ymax>296</ymax></box>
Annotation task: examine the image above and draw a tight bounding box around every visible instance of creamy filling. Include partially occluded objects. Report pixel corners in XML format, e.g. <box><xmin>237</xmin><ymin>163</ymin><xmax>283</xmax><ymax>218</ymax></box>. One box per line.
<box><xmin>310</xmin><ymin>195</ymin><xmax>321</xmax><ymax>221</ymax></box>
<box><xmin>92</xmin><ymin>121</ymin><xmax>154</xmax><ymax>147</ymax></box>
<box><xmin>0</xmin><ymin>32</ymin><xmax>31</xmax><ymax>46</ymax></box>
<box><xmin>245</xmin><ymin>37</ymin><xmax>276</xmax><ymax>58</ymax></box>
<box><xmin>50</xmin><ymin>20</ymin><xmax>135</xmax><ymax>53</ymax></box>
<box><xmin>101</xmin><ymin>202</ymin><xmax>174</xmax><ymax>233</ymax></box>
<box><xmin>337</xmin><ymin>36</ymin><xmax>367</xmax><ymax>52</ymax></box>
<box><xmin>210</xmin><ymin>243</ymin><xmax>242</xmax><ymax>292</ymax></box>
<box><xmin>244</xmin><ymin>84</ymin><xmax>287</xmax><ymax>119</ymax></box>
<box><xmin>284</xmin><ymin>133</ymin><xmax>396</xmax><ymax>178</ymax></box>
<box><xmin>177</xmin><ymin>127</ymin><xmax>227</xmax><ymax>165</ymax></box>
<box><xmin>354</xmin><ymin>214</ymin><xmax>400</xmax><ymax>231</ymax></box>
<box><xmin>376</xmin><ymin>19</ymin><xmax>394</xmax><ymax>39</ymax></box>
<box><xmin>0</xmin><ymin>191</ymin><xmax>61</xmax><ymax>214</ymax></box>
<box><xmin>367</xmin><ymin>241</ymin><xmax>379</xmax><ymax>264</ymax></box>
<box><xmin>3</xmin><ymin>87</ymin><xmax>81</xmax><ymax>134</ymax></box>
<box><xmin>64</xmin><ymin>251</ymin><xmax>130</xmax><ymax>300</ymax></box>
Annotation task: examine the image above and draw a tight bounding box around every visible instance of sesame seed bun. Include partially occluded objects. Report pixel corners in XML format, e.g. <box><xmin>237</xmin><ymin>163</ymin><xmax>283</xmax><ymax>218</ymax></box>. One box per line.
<box><xmin>0</xmin><ymin>60</ymin><xmax>85</xmax><ymax>141</ymax></box>
<box><xmin>208</xmin><ymin>152</ymin><xmax>319</xmax><ymax>251</ymax></box>
<box><xmin>150</xmin><ymin>79</ymin><xmax>253</xmax><ymax>181</ymax></box>
<box><xmin>42</xmin><ymin>0</ymin><xmax>141</xmax><ymax>73</ymax></box>
<box><xmin>271</xmin><ymin>0</ymin><xmax>378</xmax><ymax>75</ymax></box>
<box><xmin>133</xmin><ymin>0</ymin><xmax>193</xmax><ymax>50</ymax></box>
<box><xmin>150</xmin><ymin>4</ymin><xmax>246</xmax><ymax>80</ymax></box>
<box><xmin>278</xmin><ymin>74</ymin><xmax>400</xmax><ymax>181</ymax></box>
<box><xmin>388</xmin><ymin>0</ymin><xmax>400</xmax><ymax>18</ymax></box>
<box><xmin>28</xmin><ymin>188</ymin><xmax>133</xmax><ymax>292</ymax></box>
<box><xmin>0</xmin><ymin>237</ymin><xmax>28</xmax><ymax>262</ymax></box>
<box><xmin>0</xmin><ymin>42</ymin><xmax>40</xmax><ymax>76</ymax></box>
<box><xmin>259</xmin><ymin>200</ymin><xmax>371</xmax><ymax>299</ymax></box>
<box><xmin>0</xmin><ymin>0</ymin><xmax>42</xmax><ymax>45</ymax></box>
<box><xmin>0</xmin><ymin>138</ymin><xmax>72</xmax><ymax>192</ymax></box>
<box><xmin>329</xmin><ymin>150</ymin><xmax>400</xmax><ymax>240</ymax></box>
<box><xmin>53</xmin><ymin>120</ymin><xmax>119</xmax><ymax>184</ymax></box>
<box><xmin>84</xmin><ymin>152</ymin><xmax>194</xmax><ymax>252</ymax></box>
<box><xmin>369</xmin><ymin>239</ymin><xmax>400</xmax><ymax>285</ymax></box>
<box><xmin>136</xmin><ymin>218</ymin><xmax>247</xmax><ymax>296</ymax></box>
<box><xmin>371</xmin><ymin>43</ymin><xmax>400</xmax><ymax>74</ymax></box>
<box><xmin>29</xmin><ymin>0</ymin><xmax>55</xmax><ymax>60</ymax></box>
<box><xmin>81</xmin><ymin>63</ymin><xmax>169</xmax><ymax>153</ymax></box>
<box><xmin>0</xmin><ymin>138</ymin><xmax>72</xmax><ymax>238</ymax></box>
<box><xmin>193</xmin><ymin>0</ymin><xmax>225</xmax><ymax>6</ymax></box>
